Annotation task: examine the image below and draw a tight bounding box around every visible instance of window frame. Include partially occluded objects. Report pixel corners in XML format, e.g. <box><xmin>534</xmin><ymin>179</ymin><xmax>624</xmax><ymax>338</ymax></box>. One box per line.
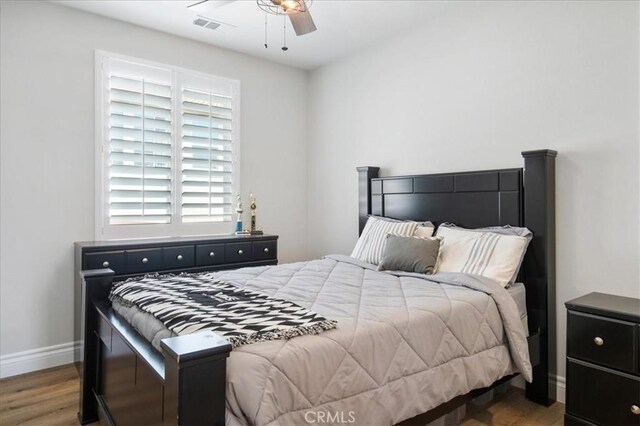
<box><xmin>95</xmin><ymin>50</ymin><xmax>241</xmax><ymax>240</ymax></box>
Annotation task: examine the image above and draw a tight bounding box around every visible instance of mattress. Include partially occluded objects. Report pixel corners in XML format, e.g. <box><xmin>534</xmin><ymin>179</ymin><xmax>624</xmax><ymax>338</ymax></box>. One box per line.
<box><xmin>112</xmin><ymin>255</ymin><xmax>531</xmax><ymax>426</ymax></box>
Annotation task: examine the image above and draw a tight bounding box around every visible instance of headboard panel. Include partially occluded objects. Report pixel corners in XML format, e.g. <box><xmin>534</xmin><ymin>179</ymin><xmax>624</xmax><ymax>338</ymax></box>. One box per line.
<box><xmin>357</xmin><ymin>149</ymin><xmax>557</xmax><ymax>405</ymax></box>
<box><xmin>368</xmin><ymin>169</ymin><xmax>523</xmax><ymax>229</ymax></box>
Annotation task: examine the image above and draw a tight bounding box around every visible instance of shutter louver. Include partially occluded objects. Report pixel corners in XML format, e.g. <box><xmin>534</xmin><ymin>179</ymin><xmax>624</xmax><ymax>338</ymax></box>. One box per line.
<box><xmin>181</xmin><ymin>88</ymin><xmax>234</xmax><ymax>223</ymax></box>
<box><xmin>108</xmin><ymin>74</ymin><xmax>173</xmax><ymax>225</ymax></box>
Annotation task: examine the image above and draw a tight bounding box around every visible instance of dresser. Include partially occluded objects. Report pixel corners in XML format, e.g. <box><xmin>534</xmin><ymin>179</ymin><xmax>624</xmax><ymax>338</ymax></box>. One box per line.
<box><xmin>73</xmin><ymin>234</ymin><xmax>278</xmax><ymax>364</ymax></box>
<box><xmin>565</xmin><ymin>292</ymin><xmax>640</xmax><ymax>425</ymax></box>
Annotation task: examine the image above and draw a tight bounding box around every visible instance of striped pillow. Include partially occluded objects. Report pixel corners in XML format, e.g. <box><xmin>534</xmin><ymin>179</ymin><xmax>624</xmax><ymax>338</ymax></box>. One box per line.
<box><xmin>435</xmin><ymin>226</ymin><xmax>529</xmax><ymax>287</ymax></box>
<box><xmin>351</xmin><ymin>217</ymin><xmax>418</xmax><ymax>265</ymax></box>
<box><xmin>362</xmin><ymin>216</ymin><xmax>435</xmax><ymax>238</ymax></box>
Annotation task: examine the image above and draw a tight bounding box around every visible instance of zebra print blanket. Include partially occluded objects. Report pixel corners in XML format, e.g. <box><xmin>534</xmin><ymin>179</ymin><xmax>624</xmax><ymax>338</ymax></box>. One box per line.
<box><xmin>109</xmin><ymin>272</ymin><xmax>337</xmax><ymax>348</ymax></box>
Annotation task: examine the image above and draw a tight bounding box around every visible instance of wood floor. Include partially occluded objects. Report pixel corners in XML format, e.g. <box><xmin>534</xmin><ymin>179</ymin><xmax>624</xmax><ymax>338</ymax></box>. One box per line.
<box><xmin>460</xmin><ymin>387</ymin><xmax>564</xmax><ymax>426</ymax></box>
<box><xmin>0</xmin><ymin>364</ymin><xmax>564</xmax><ymax>425</ymax></box>
<box><xmin>0</xmin><ymin>365</ymin><xmax>81</xmax><ymax>425</ymax></box>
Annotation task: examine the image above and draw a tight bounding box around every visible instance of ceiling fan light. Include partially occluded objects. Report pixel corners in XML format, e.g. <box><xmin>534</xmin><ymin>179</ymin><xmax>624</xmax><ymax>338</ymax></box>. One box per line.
<box><xmin>282</xmin><ymin>1</ymin><xmax>297</xmax><ymax>11</ymax></box>
<box><xmin>257</xmin><ymin>0</ymin><xmax>311</xmax><ymax>16</ymax></box>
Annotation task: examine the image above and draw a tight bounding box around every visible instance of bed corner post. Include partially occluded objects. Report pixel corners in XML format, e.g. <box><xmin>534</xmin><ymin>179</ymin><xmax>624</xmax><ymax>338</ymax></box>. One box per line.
<box><xmin>357</xmin><ymin>166</ymin><xmax>380</xmax><ymax>235</ymax></box>
<box><xmin>521</xmin><ymin>149</ymin><xmax>557</xmax><ymax>406</ymax></box>
<box><xmin>78</xmin><ymin>268</ymin><xmax>115</xmax><ymax>425</ymax></box>
<box><xmin>161</xmin><ymin>333</ymin><xmax>232</xmax><ymax>426</ymax></box>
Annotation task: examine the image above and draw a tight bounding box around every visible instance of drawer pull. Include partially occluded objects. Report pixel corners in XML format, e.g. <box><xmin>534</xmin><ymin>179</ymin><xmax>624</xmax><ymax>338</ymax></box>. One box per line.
<box><xmin>238</xmin><ymin>249</ymin><xmax>244</xmax><ymax>255</ymax></box>
<box><xmin>632</xmin><ymin>405</ymin><xmax>640</xmax><ymax>415</ymax></box>
<box><xmin>593</xmin><ymin>336</ymin><xmax>604</xmax><ymax>346</ymax></box>
<box><xmin>263</xmin><ymin>248</ymin><xmax>269</xmax><ymax>253</ymax></box>
<box><xmin>102</xmin><ymin>261</ymin><xmax>110</xmax><ymax>268</ymax></box>
<box><xmin>176</xmin><ymin>255</ymin><xmax>183</xmax><ymax>261</ymax></box>
<box><xmin>142</xmin><ymin>257</ymin><xmax>149</xmax><ymax>264</ymax></box>
<box><xmin>209</xmin><ymin>252</ymin><xmax>215</xmax><ymax>258</ymax></box>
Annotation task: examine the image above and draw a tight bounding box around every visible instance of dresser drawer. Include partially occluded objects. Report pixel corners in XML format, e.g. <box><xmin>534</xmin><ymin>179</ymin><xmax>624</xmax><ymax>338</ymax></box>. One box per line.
<box><xmin>568</xmin><ymin>311</ymin><xmax>638</xmax><ymax>373</ymax></box>
<box><xmin>566</xmin><ymin>359</ymin><xmax>640</xmax><ymax>426</ymax></box>
<box><xmin>162</xmin><ymin>246</ymin><xmax>195</xmax><ymax>270</ymax></box>
<box><xmin>253</xmin><ymin>240</ymin><xmax>277</xmax><ymax>261</ymax></box>
<box><xmin>125</xmin><ymin>249</ymin><xmax>162</xmax><ymax>274</ymax></box>
<box><xmin>225</xmin><ymin>242</ymin><xmax>253</xmax><ymax>263</ymax></box>
<box><xmin>84</xmin><ymin>251</ymin><xmax>125</xmax><ymax>274</ymax></box>
<box><xmin>195</xmin><ymin>244</ymin><xmax>225</xmax><ymax>266</ymax></box>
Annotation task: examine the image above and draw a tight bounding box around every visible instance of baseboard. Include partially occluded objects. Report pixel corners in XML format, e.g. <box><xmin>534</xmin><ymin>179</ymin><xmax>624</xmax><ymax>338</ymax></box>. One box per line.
<box><xmin>0</xmin><ymin>341</ymin><xmax>80</xmax><ymax>379</ymax></box>
<box><xmin>551</xmin><ymin>374</ymin><xmax>566</xmax><ymax>404</ymax></box>
<box><xmin>510</xmin><ymin>374</ymin><xmax>566</xmax><ymax>404</ymax></box>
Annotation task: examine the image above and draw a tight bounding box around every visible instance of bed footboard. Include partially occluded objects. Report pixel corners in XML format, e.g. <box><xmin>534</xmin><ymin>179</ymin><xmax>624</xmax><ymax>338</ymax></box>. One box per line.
<box><xmin>78</xmin><ymin>270</ymin><xmax>232</xmax><ymax>426</ymax></box>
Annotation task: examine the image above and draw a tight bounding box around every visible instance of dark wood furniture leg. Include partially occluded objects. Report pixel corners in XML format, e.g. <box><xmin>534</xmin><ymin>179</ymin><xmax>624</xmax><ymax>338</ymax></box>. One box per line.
<box><xmin>78</xmin><ymin>269</ymin><xmax>115</xmax><ymax>424</ymax></box>
<box><xmin>162</xmin><ymin>333</ymin><xmax>231</xmax><ymax>425</ymax></box>
<box><xmin>357</xmin><ymin>166</ymin><xmax>380</xmax><ymax>234</ymax></box>
<box><xmin>522</xmin><ymin>149</ymin><xmax>557</xmax><ymax>406</ymax></box>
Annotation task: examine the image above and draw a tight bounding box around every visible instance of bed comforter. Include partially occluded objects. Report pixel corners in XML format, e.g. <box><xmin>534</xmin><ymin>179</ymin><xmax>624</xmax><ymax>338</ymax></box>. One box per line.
<box><xmin>112</xmin><ymin>255</ymin><xmax>531</xmax><ymax>426</ymax></box>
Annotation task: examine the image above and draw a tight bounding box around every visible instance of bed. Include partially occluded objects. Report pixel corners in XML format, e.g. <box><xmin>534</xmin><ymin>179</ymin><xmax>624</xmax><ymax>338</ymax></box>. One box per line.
<box><xmin>77</xmin><ymin>149</ymin><xmax>557</xmax><ymax>425</ymax></box>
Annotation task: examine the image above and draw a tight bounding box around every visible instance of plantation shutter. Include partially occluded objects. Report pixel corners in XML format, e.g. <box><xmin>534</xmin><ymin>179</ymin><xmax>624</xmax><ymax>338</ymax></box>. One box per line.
<box><xmin>107</xmin><ymin>59</ymin><xmax>173</xmax><ymax>225</ymax></box>
<box><xmin>98</xmin><ymin>53</ymin><xmax>240</xmax><ymax>239</ymax></box>
<box><xmin>180</xmin><ymin>83</ymin><xmax>235</xmax><ymax>223</ymax></box>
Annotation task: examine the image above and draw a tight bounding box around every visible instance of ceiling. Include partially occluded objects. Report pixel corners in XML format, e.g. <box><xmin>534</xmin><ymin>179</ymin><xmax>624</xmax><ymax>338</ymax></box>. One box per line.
<box><xmin>54</xmin><ymin>0</ymin><xmax>455</xmax><ymax>70</ymax></box>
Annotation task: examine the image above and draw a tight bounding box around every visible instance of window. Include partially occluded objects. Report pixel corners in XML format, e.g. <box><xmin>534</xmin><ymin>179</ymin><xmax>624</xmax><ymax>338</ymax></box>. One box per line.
<box><xmin>95</xmin><ymin>52</ymin><xmax>240</xmax><ymax>239</ymax></box>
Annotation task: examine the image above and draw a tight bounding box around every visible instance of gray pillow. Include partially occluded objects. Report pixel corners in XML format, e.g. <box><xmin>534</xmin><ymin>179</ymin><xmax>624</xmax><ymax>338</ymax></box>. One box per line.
<box><xmin>377</xmin><ymin>235</ymin><xmax>441</xmax><ymax>274</ymax></box>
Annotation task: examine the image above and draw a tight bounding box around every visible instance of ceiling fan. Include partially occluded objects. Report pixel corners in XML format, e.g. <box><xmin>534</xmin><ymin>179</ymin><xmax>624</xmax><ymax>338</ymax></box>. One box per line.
<box><xmin>187</xmin><ymin>0</ymin><xmax>317</xmax><ymax>43</ymax></box>
<box><xmin>256</xmin><ymin>0</ymin><xmax>316</xmax><ymax>37</ymax></box>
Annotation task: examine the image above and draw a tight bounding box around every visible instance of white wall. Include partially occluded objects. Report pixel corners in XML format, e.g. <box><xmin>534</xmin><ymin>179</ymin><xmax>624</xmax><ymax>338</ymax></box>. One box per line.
<box><xmin>307</xmin><ymin>0</ymin><xmax>640</xmax><ymax>397</ymax></box>
<box><xmin>0</xmin><ymin>1</ymin><xmax>308</xmax><ymax>372</ymax></box>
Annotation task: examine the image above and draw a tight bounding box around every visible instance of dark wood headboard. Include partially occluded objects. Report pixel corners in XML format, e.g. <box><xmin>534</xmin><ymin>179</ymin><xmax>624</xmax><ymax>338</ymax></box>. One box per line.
<box><xmin>357</xmin><ymin>149</ymin><xmax>557</xmax><ymax>405</ymax></box>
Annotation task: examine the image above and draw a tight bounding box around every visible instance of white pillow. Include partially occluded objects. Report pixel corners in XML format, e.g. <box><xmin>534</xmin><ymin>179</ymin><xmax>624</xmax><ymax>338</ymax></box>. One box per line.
<box><xmin>414</xmin><ymin>224</ymin><xmax>435</xmax><ymax>238</ymax></box>
<box><xmin>435</xmin><ymin>226</ymin><xmax>529</xmax><ymax>287</ymax></box>
<box><xmin>351</xmin><ymin>217</ymin><xmax>418</xmax><ymax>265</ymax></box>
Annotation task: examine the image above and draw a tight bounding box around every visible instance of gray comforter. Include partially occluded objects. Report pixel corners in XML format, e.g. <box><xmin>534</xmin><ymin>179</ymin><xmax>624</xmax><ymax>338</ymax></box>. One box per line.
<box><xmin>113</xmin><ymin>255</ymin><xmax>531</xmax><ymax>426</ymax></box>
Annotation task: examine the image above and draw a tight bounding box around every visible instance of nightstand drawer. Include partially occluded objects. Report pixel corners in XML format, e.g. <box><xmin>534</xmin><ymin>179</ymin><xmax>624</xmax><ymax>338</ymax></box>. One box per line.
<box><xmin>566</xmin><ymin>359</ymin><xmax>640</xmax><ymax>426</ymax></box>
<box><xmin>84</xmin><ymin>251</ymin><xmax>125</xmax><ymax>274</ymax></box>
<box><xmin>253</xmin><ymin>240</ymin><xmax>277</xmax><ymax>261</ymax></box>
<box><xmin>568</xmin><ymin>311</ymin><xmax>638</xmax><ymax>374</ymax></box>
<box><xmin>162</xmin><ymin>246</ymin><xmax>195</xmax><ymax>270</ymax></box>
<box><xmin>225</xmin><ymin>242</ymin><xmax>253</xmax><ymax>263</ymax></box>
<box><xmin>195</xmin><ymin>244</ymin><xmax>225</xmax><ymax>266</ymax></box>
<box><xmin>125</xmin><ymin>249</ymin><xmax>162</xmax><ymax>274</ymax></box>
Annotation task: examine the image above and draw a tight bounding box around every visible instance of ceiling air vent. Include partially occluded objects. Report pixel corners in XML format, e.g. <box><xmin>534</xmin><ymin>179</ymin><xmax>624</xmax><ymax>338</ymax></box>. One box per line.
<box><xmin>193</xmin><ymin>16</ymin><xmax>221</xmax><ymax>30</ymax></box>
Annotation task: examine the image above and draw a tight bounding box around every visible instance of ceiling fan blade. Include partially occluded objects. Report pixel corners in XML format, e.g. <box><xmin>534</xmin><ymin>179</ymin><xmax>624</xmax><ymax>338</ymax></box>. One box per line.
<box><xmin>288</xmin><ymin>9</ymin><xmax>316</xmax><ymax>36</ymax></box>
<box><xmin>187</xmin><ymin>0</ymin><xmax>208</xmax><ymax>8</ymax></box>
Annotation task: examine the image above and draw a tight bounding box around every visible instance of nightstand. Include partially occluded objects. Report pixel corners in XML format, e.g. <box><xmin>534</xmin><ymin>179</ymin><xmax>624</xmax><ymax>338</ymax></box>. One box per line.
<box><xmin>565</xmin><ymin>292</ymin><xmax>640</xmax><ymax>425</ymax></box>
